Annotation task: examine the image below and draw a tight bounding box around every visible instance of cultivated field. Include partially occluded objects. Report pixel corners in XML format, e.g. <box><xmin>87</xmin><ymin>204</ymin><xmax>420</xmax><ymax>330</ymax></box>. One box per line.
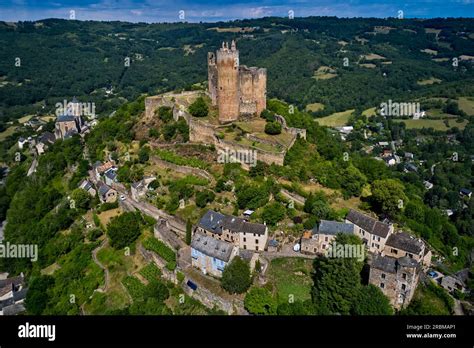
<box><xmin>305</xmin><ymin>102</ymin><xmax>325</xmax><ymax>112</ymax></box>
<box><xmin>315</xmin><ymin>109</ymin><xmax>354</xmax><ymax>127</ymax></box>
<box><xmin>313</xmin><ymin>66</ymin><xmax>337</xmax><ymax>80</ymax></box>
<box><xmin>417</xmin><ymin>78</ymin><xmax>442</xmax><ymax>85</ymax></box>
<box><xmin>394</xmin><ymin>118</ymin><xmax>468</xmax><ymax>131</ymax></box>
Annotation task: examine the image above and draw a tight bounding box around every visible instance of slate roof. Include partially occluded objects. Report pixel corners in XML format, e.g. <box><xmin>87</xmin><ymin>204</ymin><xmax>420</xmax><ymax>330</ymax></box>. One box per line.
<box><xmin>0</xmin><ymin>275</ymin><xmax>24</xmax><ymax>289</ymax></box>
<box><xmin>97</xmin><ymin>183</ymin><xmax>113</xmax><ymax>196</ymax></box>
<box><xmin>0</xmin><ymin>275</ymin><xmax>25</xmax><ymax>299</ymax></box>
<box><xmin>104</xmin><ymin>169</ymin><xmax>117</xmax><ymax>180</ymax></box>
<box><xmin>38</xmin><ymin>132</ymin><xmax>55</xmax><ymax>144</ymax></box>
<box><xmin>371</xmin><ymin>255</ymin><xmax>418</xmax><ymax>273</ymax></box>
<box><xmin>197</xmin><ymin>210</ymin><xmax>226</xmax><ymax>234</ymax></box>
<box><xmin>191</xmin><ymin>232</ymin><xmax>234</xmax><ymax>262</ymax></box>
<box><xmin>13</xmin><ymin>288</ymin><xmax>27</xmax><ymax>302</ymax></box>
<box><xmin>197</xmin><ymin>210</ymin><xmax>267</xmax><ymax>235</ymax></box>
<box><xmin>385</xmin><ymin>232</ymin><xmax>423</xmax><ymax>254</ymax></box>
<box><xmin>405</xmin><ymin>163</ymin><xmax>418</xmax><ymax>172</ymax></box>
<box><xmin>222</xmin><ymin>215</ymin><xmax>267</xmax><ymax>235</ymax></box>
<box><xmin>0</xmin><ymin>297</ymin><xmax>15</xmax><ymax>310</ymax></box>
<box><xmin>313</xmin><ymin>220</ymin><xmax>355</xmax><ymax>236</ymax></box>
<box><xmin>346</xmin><ymin>209</ymin><xmax>391</xmax><ymax>238</ymax></box>
<box><xmin>0</xmin><ymin>283</ymin><xmax>13</xmax><ymax>297</ymax></box>
<box><xmin>238</xmin><ymin>249</ymin><xmax>255</xmax><ymax>261</ymax></box>
<box><xmin>79</xmin><ymin>179</ymin><xmax>93</xmax><ymax>191</ymax></box>
<box><xmin>57</xmin><ymin>114</ymin><xmax>75</xmax><ymax>122</ymax></box>
<box><xmin>2</xmin><ymin>303</ymin><xmax>26</xmax><ymax>315</ymax></box>
<box><xmin>455</xmin><ymin>268</ymin><xmax>470</xmax><ymax>283</ymax></box>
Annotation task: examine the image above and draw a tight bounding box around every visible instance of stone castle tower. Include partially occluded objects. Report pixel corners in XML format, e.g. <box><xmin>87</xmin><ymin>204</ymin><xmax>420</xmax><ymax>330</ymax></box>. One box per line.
<box><xmin>208</xmin><ymin>40</ymin><xmax>267</xmax><ymax>124</ymax></box>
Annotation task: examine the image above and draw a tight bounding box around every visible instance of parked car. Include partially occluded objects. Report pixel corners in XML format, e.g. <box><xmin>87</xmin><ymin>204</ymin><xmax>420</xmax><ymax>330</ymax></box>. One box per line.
<box><xmin>428</xmin><ymin>270</ymin><xmax>438</xmax><ymax>278</ymax></box>
<box><xmin>119</xmin><ymin>194</ymin><xmax>126</xmax><ymax>201</ymax></box>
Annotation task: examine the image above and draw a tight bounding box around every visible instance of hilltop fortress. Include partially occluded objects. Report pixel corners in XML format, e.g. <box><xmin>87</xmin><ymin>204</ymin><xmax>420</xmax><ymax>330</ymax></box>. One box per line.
<box><xmin>208</xmin><ymin>40</ymin><xmax>267</xmax><ymax>123</ymax></box>
<box><xmin>145</xmin><ymin>40</ymin><xmax>305</xmax><ymax>169</ymax></box>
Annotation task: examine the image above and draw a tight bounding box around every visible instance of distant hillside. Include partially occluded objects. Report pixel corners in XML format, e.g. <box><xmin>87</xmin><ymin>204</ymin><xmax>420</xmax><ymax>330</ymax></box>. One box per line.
<box><xmin>1</xmin><ymin>17</ymin><xmax>474</xmax><ymax>123</ymax></box>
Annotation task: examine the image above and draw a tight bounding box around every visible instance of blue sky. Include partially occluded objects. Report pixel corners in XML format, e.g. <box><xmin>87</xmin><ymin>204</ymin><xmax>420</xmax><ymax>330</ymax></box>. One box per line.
<box><xmin>1</xmin><ymin>0</ymin><xmax>473</xmax><ymax>22</ymax></box>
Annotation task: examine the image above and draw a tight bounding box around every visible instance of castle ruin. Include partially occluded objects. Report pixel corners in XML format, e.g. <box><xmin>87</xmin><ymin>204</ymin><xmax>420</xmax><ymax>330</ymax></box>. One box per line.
<box><xmin>208</xmin><ymin>40</ymin><xmax>267</xmax><ymax>123</ymax></box>
<box><xmin>144</xmin><ymin>40</ymin><xmax>306</xmax><ymax>169</ymax></box>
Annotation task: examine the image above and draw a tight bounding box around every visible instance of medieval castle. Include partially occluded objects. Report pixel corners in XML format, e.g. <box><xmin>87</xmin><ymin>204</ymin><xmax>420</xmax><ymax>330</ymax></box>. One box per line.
<box><xmin>145</xmin><ymin>40</ymin><xmax>305</xmax><ymax>168</ymax></box>
<box><xmin>208</xmin><ymin>40</ymin><xmax>267</xmax><ymax>123</ymax></box>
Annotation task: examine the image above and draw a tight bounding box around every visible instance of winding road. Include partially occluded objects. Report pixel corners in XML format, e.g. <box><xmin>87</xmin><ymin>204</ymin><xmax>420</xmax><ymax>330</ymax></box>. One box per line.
<box><xmin>91</xmin><ymin>238</ymin><xmax>110</xmax><ymax>293</ymax></box>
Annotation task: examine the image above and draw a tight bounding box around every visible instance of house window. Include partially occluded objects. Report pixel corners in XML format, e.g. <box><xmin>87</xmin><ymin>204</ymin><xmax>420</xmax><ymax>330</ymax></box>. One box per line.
<box><xmin>377</xmin><ymin>237</ymin><xmax>380</xmax><ymax>242</ymax></box>
<box><xmin>255</xmin><ymin>239</ymin><xmax>259</xmax><ymax>244</ymax></box>
<box><xmin>402</xmin><ymin>273</ymin><xmax>407</xmax><ymax>280</ymax></box>
<box><xmin>243</xmin><ymin>245</ymin><xmax>247</xmax><ymax>250</ymax></box>
<box><xmin>243</xmin><ymin>238</ymin><xmax>246</xmax><ymax>242</ymax></box>
<box><xmin>256</xmin><ymin>246</ymin><xmax>259</xmax><ymax>251</ymax></box>
<box><xmin>380</xmin><ymin>283</ymin><xmax>385</xmax><ymax>289</ymax></box>
<box><xmin>371</xmin><ymin>243</ymin><xmax>374</xmax><ymax>247</ymax></box>
<box><xmin>391</xmin><ymin>248</ymin><xmax>398</xmax><ymax>254</ymax></box>
<box><xmin>381</xmin><ymin>273</ymin><xmax>386</xmax><ymax>279</ymax></box>
<box><xmin>373</xmin><ymin>235</ymin><xmax>376</xmax><ymax>240</ymax></box>
<box><xmin>407</xmin><ymin>253</ymin><xmax>413</xmax><ymax>258</ymax></box>
<box><xmin>401</xmin><ymin>284</ymin><xmax>406</xmax><ymax>290</ymax></box>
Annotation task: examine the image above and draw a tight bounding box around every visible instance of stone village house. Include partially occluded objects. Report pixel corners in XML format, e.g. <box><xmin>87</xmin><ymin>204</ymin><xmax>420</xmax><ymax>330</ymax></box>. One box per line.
<box><xmin>383</xmin><ymin>231</ymin><xmax>431</xmax><ymax>269</ymax></box>
<box><xmin>194</xmin><ymin>210</ymin><xmax>268</xmax><ymax>252</ymax></box>
<box><xmin>190</xmin><ymin>210</ymin><xmax>267</xmax><ymax>277</ymax></box>
<box><xmin>301</xmin><ymin>220</ymin><xmax>355</xmax><ymax>255</ymax></box>
<box><xmin>345</xmin><ymin>209</ymin><xmax>393</xmax><ymax>254</ymax></box>
<box><xmin>191</xmin><ymin>232</ymin><xmax>238</xmax><ymax>278</ymax></box>
<box><xmin>0</xmin><ymin>274</ymin><xmax>28</xmax><ymax>315</ymax></box>
<box><xmin>297</xmin><ymin>209</ymin><xmax>432</xmax><ymax>310</ymax></box>
<box><xmin>369</xmin><ymin>255</ymin><xmax>420</xmax><ymax>310</ymax></box>
<box><xmin>78</xmin><ymin>179</ymin><xmax>96</xmax><ymax>197</ymax></box>
<box><xmin>97</xmin><ymin>182</ymin><xmax>117</xmax><ymax>203</ymax></box>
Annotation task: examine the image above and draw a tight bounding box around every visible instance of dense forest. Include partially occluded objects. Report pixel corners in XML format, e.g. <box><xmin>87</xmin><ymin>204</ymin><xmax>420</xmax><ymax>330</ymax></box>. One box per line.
<box><xmin>1</xmin><ymin>16</ymin><xmax>474</xmax><ymax>124</ymax></box>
